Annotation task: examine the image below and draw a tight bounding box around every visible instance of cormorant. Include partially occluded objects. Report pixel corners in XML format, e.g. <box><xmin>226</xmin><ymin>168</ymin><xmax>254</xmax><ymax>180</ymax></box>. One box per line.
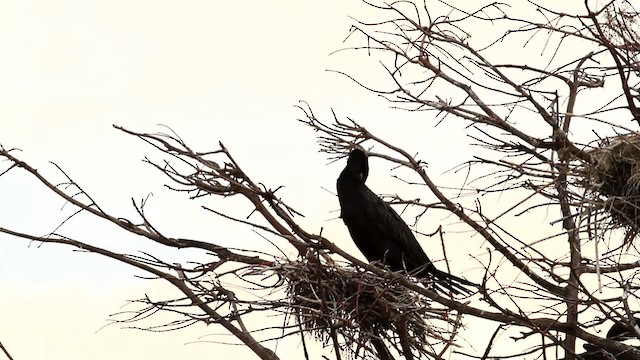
<box><xmin>337</xmin><ymin>148</ymin><xmax>474</xmax><ymax>294</ymax></box>
<box><xmin>569</xmin><ymin>317</ymin><xmax>640</xmax><ymax>360</ymax></box>
<box><xmin>607</xmin><ymin>317</ymin><xmax>640</xmax><ymax>340</ymax></box>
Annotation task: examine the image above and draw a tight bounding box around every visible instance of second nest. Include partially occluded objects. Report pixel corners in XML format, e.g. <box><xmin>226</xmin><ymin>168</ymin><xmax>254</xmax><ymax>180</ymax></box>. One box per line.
<box><xmin>583</xmin><ymin>133</ymin><xmax>640</xmax><ymax>243</ymax></box>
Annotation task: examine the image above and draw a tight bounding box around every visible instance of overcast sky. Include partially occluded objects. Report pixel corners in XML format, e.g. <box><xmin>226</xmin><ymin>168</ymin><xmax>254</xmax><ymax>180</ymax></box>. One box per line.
<box><xmin>0</xmin><ymin>1</ymin><xmax>600</xmax><ymax>359</ymax></box>
<box><xmin>0</xmin><ymin>2</ymin><xmax>421</xmax><ymax>359</ymax></box>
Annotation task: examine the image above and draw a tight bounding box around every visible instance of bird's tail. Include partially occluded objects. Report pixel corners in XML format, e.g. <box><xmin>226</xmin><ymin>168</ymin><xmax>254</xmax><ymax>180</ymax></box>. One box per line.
<box><xmin>428</xmin><ymin>269</ymin><xmax>477</xmax><ymax>296</ymax></box>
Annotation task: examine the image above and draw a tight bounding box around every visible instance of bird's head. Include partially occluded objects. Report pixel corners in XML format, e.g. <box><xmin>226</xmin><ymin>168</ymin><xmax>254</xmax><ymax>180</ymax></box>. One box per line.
<box><xmin>346</xmin><ymin>147</ymin><xmax>369</xmax><ymax>183</ymax></box>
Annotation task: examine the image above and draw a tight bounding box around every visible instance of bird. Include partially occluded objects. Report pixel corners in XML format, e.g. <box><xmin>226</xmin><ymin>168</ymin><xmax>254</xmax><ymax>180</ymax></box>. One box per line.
<box><xmin>606</xmin><ymin>317</ymin><xmax>640</xmax><ymax>340</ymax></box>
<box><xmin>570</xmin><ymin>317</ymin><xmax>640</xmax><ymax>360</ymax></box>
<box><xmin>336</xmin><ymin>148</ymin><xmax>474</xmax><ymax>295</ymax></box>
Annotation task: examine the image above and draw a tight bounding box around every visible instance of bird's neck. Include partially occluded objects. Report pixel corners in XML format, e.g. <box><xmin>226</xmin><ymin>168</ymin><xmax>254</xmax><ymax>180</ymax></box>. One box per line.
<box><xmin>338</xmin><ymin>167</ymin><xmax>363</xmax><ymax>185</ymax></box>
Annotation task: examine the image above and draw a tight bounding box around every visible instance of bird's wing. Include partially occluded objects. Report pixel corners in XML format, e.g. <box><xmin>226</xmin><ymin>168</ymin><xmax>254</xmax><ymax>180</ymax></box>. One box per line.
<box><xmin>359</xmin><ymin>186</ymin><xmax>475</xmax><ymax>294</ymax></box>
<box><xmin>361</xmin><ymin>187</ymin><xmax>434</xmax><ymax>270</ymax></box>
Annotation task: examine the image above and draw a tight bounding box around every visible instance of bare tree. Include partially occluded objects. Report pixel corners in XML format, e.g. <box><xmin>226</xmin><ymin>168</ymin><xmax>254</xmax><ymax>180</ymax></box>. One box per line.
<box><xmin>3</xmin><ymin>1</ymin><xmax>640</xmax><ymax>359</ymax></box>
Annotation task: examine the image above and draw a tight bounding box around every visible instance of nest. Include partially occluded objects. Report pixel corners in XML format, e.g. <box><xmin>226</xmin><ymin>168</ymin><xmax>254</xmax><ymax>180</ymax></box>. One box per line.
<box><xmin>276</xmin><ymin>256</ymin><xmax>462</xmax><ymax>359</ymax></box>
<box><xmin>581</xmin><ymin>133</ymin><xmax>640</xmax><ymax>243</ymax></box>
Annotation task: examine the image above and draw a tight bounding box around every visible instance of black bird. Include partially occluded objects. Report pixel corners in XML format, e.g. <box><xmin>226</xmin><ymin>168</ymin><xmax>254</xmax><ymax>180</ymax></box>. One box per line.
<box><xmin>607</xmin><ymin>317</ymin><xmax>640</xmax><ymax>340</ymax></box>
<box><xmin>570</xmin><ymin>317</ymin><xmax>640</xmax><ymax>360</ymax></box>
<box><xmin>337</xmin><ymin>148</ymin><xmax>474</xmax><ymax>294</ymax></box>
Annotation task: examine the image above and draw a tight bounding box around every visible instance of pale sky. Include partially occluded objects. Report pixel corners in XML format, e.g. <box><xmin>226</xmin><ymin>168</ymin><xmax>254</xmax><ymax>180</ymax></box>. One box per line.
<box><xmin>0</xmin><ymin>1</ymin><xmax>614</xmax><ymax>359</ymax></box>
<box><xmin>0</xmin><ymin>1</ymin><xmax>430</xmax><ymax>359</ymax></box>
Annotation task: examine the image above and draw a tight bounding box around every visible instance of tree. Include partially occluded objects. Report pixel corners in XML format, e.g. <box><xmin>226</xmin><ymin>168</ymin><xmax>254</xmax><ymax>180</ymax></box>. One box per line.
<box><xmin>2</xmin><ymin>1</ymin><xmax>640</xmax><ymax>359</ymax></box>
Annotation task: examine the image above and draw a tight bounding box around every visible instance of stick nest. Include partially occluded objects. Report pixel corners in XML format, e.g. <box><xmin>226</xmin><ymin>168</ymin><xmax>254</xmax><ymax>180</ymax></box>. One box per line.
<box><xmin>581</xmin><ymin>133</ymin><xmax>640</xmax><ymax>243</ymax></box>
<box><xmin>275</xmin><ymin>255</ymin><xmax>462</xmax><ymax>358</ymax></box>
